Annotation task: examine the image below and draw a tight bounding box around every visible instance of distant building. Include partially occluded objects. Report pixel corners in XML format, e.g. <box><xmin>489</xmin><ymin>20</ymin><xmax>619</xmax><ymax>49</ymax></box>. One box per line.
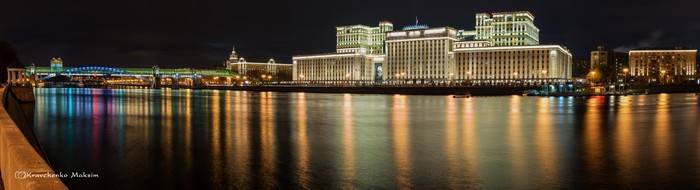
<box><xmin>454</xmin><ymin>45</ymin><xmax>572</xmax><ymax>85</ymax></box>
<box><xmin>224</xmin><ymin>47</ymin><xmax>292</xmax><ymax>81</ymax></box>
<box><xmin>613</xmin><ymin>52</ymin><xmax>629</xmax><ymax>82</ymax></box>
<box><xmin>590</xmin><ymin>45</ymin><xmax>614</xmax><ymax>83</ymax></box>
<box><xmin>572</xmin><ymin>59</ymin><xmax>590</xmax><ymax>78</ymax></box>
<box><xmin>50</xmin><ymin>57</ymin><xmax>63</xmax><ymax>72</ymax></box>
<box><xmin>629</xmin><ymin>48</ymin><xmax>697</xmax><ymax>84</ymax></box>
<box><xmin>475</xmin><ymin>11</ymin><xmax>540</xmax><ymax>46</ymax></box>
<box><xmin>385</xmin><ymin>26</ymin><xmax>457</xmax><ymax>84</ymax></box>
<box><xmin>336</xmin><ymin>21</ymin><xmax>394</xmax><ymax>54</ymax></box>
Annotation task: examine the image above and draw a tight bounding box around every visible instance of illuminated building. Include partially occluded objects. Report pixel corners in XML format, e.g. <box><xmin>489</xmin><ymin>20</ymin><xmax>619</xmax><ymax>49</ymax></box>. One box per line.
<box><xmin>475</xmin><ymin>11</ymin><xmax>540</xmax><ymax>46</ymax></box>
<box><xmin>50</xmin><ymin>57</ymin><xmax>63</xmax><ymax>72</ymax></box>
<box><xmin>385</xmin><ymin>26</ymin><xmax>457</xmax><ymax>84</ymax></box>
<box><xmin>224</xmin><ymin>46</ymin><xmax>292</xmax><ymax>81</ymax></box>
<box><xmin>293</xmin><ymin>21</ymin><xmax>391</xmax><ymax>83</ymax></box>
<box><xmin>293</xmin><ymin>10</ymin><xmax>570</xmax><ymax>85</ymax></box>
<box><xmin>453</xmin><ymin>45</ymin><xmax>572</xmax><ymax>84</ymax></box>
<box><xmin>336</xmin><ymin>21</ymin><xmax>393</xmax><ymax>54</ymax></box>
<box><xmin>590</xmin><ymin>45</ymin><xmax>614</xmax><ymax>83</ymax></box>
<box><xmin>629</xmin><ymin>48</ymin><xmax>697</xmax><ymax>83</ymax></box>
<box><xmin>292</xmin><ymin>53</ymin><xmax>383</xmax><ymax>84</ymax></box>
<box><xmin>456</xmin><ymin>29</ymin><xmax>477</xmax><ymax>41</ymax></box>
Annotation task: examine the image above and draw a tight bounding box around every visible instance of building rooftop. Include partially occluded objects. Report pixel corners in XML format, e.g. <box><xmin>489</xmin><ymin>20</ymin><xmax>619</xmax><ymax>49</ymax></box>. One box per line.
<box><xmin>631</xmin><ymin>47</ymin><xmax>697</xmax><ymax>51</ymax></box>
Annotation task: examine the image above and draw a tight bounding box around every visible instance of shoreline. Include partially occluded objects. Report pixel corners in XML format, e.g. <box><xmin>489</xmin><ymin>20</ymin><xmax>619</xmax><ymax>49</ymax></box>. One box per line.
<box><xmin>34</xmin><ymin>84</ymin><xmax>700</xmax><ymax>96</ymax></box>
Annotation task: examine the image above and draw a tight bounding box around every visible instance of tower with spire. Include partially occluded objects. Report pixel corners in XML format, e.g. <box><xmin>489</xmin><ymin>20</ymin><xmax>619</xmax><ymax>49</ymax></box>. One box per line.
<box><xmin>225</xmin><ymin>46</ymin><xmax>238</xmax><ymax>70</ymax></box>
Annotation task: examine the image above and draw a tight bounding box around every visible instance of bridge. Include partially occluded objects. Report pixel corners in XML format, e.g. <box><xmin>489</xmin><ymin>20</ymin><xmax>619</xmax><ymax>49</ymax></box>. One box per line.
<box><xmin>11</xmin><ymin>65</ymin><xmax>242</xmax><ymax>89</ymax></box>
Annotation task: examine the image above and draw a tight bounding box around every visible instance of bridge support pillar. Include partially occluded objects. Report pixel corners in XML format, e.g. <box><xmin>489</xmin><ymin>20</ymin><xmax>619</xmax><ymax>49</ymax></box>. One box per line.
<box><xmin>172</xmin><ymin>75</ymin><xmax>179</xmax><ymax>89</ymax></box>
<box><xmin>152</xmin><ymin>76</ymin><xmax>161</xmax><ymax>89</ymax></box>
<box><xmin>193</xmin><ymin>74</ymin><xmax>202</xmax><ymax>87</ymax></box>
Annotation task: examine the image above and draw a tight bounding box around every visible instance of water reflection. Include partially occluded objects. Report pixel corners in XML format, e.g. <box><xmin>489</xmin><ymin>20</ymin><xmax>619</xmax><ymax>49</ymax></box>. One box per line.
<box><xmin>391</xmin><ymin>95</ymin><xmax>411</xmax><ymax>189</ymax></box>
<box><xmin>33</xmin><ymin>89</ymin><xmax>700</xmax><ymax>189</ymax></box>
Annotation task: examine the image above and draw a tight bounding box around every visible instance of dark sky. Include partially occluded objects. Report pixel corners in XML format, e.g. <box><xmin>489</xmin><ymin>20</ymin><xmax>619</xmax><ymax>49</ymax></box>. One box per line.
<box><xmin>1</xmin><ymin>0</ymin><xmax>699</xmax><ymax>68</ymax></box>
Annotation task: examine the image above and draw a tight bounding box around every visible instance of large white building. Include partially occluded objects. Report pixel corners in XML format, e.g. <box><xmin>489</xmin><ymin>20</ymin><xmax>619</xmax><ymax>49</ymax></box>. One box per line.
<box><xmin>292</xmin><ymin>53</ymin><xmax>383</xmax><ymax>84</ymax></box>
<box><xmin>454</xmin><ymin>45</ymin><xmax>572</xmax><ymax>85</ymax></box>
<box><xmin>385</xmin><ymin>26</ymin><xmax>458</xmax><ymax>84</ymax></box>
<box><xmin>292</xmin><ymin>10</ymin><xmax>572</xmax><ymax>85</ymax></box>
<box><xmin>475</xmin><ymin>11</ymin><xmax>540</xmax><ymax>46</ymax></box>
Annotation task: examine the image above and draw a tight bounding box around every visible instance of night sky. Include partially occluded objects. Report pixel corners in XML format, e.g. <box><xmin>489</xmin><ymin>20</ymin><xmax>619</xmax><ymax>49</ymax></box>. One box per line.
<box><xmin>2</xmin><ymin>0</ymin><xmax>699</xmax><ymax>68</ymax></box>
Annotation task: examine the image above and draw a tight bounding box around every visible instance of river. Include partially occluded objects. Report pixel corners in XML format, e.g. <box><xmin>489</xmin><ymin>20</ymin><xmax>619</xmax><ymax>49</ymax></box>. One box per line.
<box><xmin>33</xmin><ymin>88</ymin><xmax>700</xmax><ymax>189</ymax></box>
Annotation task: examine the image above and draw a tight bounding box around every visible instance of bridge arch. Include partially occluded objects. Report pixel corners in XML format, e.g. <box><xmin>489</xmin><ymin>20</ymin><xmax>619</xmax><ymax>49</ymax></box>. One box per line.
<box><xmin>41</xmin><ymin>66</ymin><xmax>151</xmax><ymax>82</ymax></box>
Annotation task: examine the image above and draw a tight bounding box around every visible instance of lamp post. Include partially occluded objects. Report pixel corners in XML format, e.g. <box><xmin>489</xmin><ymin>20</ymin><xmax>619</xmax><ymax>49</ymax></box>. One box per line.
<box><xmin>660</xmin><ymin>70</ymin><xmax>666</xmax><ymax>85</ymax></box>
<box><xmin>589</xmin><ymin>71</ymin><xmax>596</xmax><ymax>86</ymax></box>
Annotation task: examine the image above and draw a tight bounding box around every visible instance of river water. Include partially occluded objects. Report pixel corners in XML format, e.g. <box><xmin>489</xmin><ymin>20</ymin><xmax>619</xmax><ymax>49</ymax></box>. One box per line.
<box><xmin>33</xmin><ymin>88</ymin><xmax>700</xmax><ymax>189</ymax></box>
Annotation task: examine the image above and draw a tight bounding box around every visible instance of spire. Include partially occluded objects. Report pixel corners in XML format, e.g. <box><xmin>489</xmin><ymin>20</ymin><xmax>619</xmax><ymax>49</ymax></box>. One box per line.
<box><xmin>231</xmin><ymin>45</ymin><xmax>236</xmax><ymax>53</ymax></box>
<box><xmin>415</xmin><ymin>16</ymin><xmax>418</xmax><ymax>25</ymax></box>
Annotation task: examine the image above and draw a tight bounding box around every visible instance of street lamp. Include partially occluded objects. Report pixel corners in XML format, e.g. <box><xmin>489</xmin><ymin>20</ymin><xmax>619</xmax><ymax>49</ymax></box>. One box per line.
<box><xmin>589</xmin><ymin>71</ymin><xmax>596</xmax><ymax>85</ymax></box>
<box><xmin>623</xmin><ymin>68</ymin><xmax>629</xmax><ymax>90</ymax></box>
<box><xmin>661</xmin><ymin>70</ymin><xmax>667</xmax><ymax>84</ymax></box>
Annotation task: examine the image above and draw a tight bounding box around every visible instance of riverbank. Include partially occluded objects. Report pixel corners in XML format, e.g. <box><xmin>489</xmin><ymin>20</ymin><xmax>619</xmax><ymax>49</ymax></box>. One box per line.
<box><xmin>204</xmin><ymin>85</ymin><xmax>539</xmax><ymax>96</ymax></box>
<box><xmin>202</xmin><ymin>84</ymin><xmax>700</xmax><ymax>96</ymax></box>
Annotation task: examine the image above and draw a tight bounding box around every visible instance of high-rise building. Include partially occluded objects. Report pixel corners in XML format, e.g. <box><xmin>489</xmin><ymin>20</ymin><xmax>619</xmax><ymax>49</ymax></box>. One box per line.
<box><xmin>454</xmin><ymin>45</ymin><xmax>572</xmax><ymax>85</ymax></box>
<box><xmin>629</xmin><ymin>48</ymin><xmax>697</xmax><ymax>84</ymax></box>
<box><xmin>224</xmin><ymin>46</ymin><xmax>238</xmax><ymax>70</ymax></box>
<box><xmin>336</xmin><ymin>21</ymin><xmax>393</xmax><ymax>54</ymax></box>
<box><xmin>590</xmin><ymin>45</ymin><xmax>614</xmax><ymax>83</ymax></box>
<box><xmin>385</xmin><ymin>26</ymin><xmax>457</xmax><ymax>84</ymax></box>
<box><xmin>475</xmin><ymin>11</ymin><xmax>540</xmax><ymax>46</ymax></box>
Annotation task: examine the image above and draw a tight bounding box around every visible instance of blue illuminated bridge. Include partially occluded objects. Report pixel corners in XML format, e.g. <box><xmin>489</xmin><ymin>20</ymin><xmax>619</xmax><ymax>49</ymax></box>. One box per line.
<box><xmin>25</xmin><ymin>66</ymin><xmax>241</xmax><ymax>88</ymax></box>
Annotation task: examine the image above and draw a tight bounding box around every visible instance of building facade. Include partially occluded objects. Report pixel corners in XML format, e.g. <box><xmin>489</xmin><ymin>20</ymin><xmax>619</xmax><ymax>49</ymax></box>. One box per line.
<box><xmin>613</xmin><ymin>52</ymin><xmax>629</xmax><ymax>82</ymax></box>
<box><xmin>475</xmin><ymin>11</ymin><xmax>540</xmax><ymax>46</ymax></box>
<box><xmin>590</xmin><ymin>45</ymin><xmax>613</xmax><ymax>83</ymax></box>
<box><xmin>336</xmin><ymin>21</ymin><xmax>393</xmax><ymax>54</ymax></box>
<box><xmin>454</xmin><ymin>45</ymin><xmax>572</xmax><ymax>85</ymax></box>
<box><xmin>224</xmin><ymin>47</ymin><xmax>292</xmax><ymax>81</ymax></box>
<box><xmin>292</xmin><ymin>53</ymin><xmax>382</xmax><ymax>84</ymax></box>
<box><xmin>629</xmin><ymin>48</ymin><xmax>697</xmax><ymax>83</ymax></box>
<box><xmin>385</xmin><ymin>26</ymin><xmax>457</xmax><ymax>84</ymax></box>
<box><xmin>572</xmin><ymin>59</ymin><xmax>590</xmax><ymax>78</ymax></box>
